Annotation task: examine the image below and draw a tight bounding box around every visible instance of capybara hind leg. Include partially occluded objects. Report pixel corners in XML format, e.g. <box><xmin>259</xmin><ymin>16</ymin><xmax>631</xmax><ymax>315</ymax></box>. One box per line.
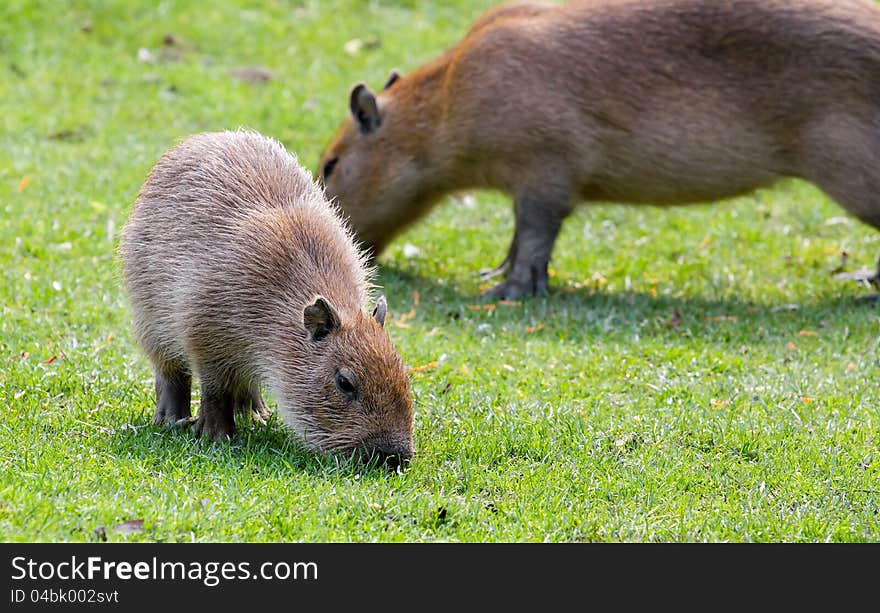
<box><xmin>803</xmin><ymin>121</ymin><xmax>880</xmax><ymax>296</ymax></box>
<box><xmin>235</xmin><ymin>385</ymin><xmax>270</xmax><ymax>423</ymax></box>
<box><xmin>482</xmin><ymin>193</ymin><xmax>572</xmax><ymax>300</ymax></box>
<box><xmin>802</xmin><ymin>114</ymin><xmax>880</xmax><ymax>233</ymax></box>
<box><xmin>192</xmin><ymin>383</ymin><xmax>235</xmax><ymax>440</ymax></box>
<box><xmin>152</xmin><ymin>366</ymin><xmax>191</xmax><ymax>425</ymax></box>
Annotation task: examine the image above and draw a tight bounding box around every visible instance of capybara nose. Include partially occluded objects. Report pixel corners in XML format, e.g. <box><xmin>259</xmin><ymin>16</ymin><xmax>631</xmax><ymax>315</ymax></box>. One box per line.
<box><xmin>369</xmin><ymin>445</ymin><xmax>413</xmax><ymax>470</ymax></box>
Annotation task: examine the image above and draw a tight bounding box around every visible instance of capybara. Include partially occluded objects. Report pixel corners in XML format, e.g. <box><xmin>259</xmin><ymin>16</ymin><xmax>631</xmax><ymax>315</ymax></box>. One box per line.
<box><xmin>319</xmin><ymin>0</ymin><xmax>880</xmax><ymax>299</ymax></box>
<box><xmin>120</xmin><ymin>130</ymin><xmax>414</xmax><ymax>465</ymax></box>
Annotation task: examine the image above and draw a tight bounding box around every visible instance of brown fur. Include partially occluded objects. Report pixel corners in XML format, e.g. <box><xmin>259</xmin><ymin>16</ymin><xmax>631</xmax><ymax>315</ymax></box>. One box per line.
<box><xmin>319</xmin><ymin>0</ymin><xmax>880</xmax><ymax>299</ymax></box>
<box><xmin>120</xmin><ymin>130</ymin><xmax>414</xmax><ymax>463</ymax></box>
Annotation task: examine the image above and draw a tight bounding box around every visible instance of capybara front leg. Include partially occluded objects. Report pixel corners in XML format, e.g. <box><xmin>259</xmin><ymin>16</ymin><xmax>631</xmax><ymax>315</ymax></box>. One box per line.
<box><xmin>152</xmin><ymin>366</ymin><xmax>192</xmax><ymax>425</ymax></box>
<box><xmin>481</xmin><ymin>194</ymin><xmax>571</xmax><ymax>300</ymax></box>
<box><xmin>192</xmin><ymin>383</ymin><xmax>235</xmax><ymax>441</ymax></box>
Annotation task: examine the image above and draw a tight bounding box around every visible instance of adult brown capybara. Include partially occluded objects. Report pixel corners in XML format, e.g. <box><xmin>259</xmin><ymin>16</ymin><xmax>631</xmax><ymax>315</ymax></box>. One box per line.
<box><xmin>120</xmin><ymin>130</ymin><xmax>414</xmax><ymax>466</ymax></box>
<box><xmin>319</xmin><ymin>0</ymin><xmax>880</xmax><ymax>299</ymax></box>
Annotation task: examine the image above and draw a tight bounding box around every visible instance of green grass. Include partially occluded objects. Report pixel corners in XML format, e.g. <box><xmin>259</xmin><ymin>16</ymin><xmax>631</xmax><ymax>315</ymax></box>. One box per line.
<box><xmin>1</xmin><ymin>0</ymin><xmax>878</xmax><ymax>542</ymax></box>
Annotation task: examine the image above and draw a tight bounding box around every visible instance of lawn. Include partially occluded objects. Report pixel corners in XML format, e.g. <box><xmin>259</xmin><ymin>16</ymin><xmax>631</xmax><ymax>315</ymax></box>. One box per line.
<box><xmin>1</xmin><ymin>0</ymin><xmax>878</xmax><ymax>542</ymax></box>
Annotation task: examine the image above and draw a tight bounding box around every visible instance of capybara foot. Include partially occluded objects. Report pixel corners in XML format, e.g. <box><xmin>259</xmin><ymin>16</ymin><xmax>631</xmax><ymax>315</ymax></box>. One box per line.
<box><xmin>192</xmin><ymin>411</ymin><xmax>234</xmax><ymax>441</ymax></box>
<box><xmin>152</xmin><ymin>370</ymin><xmax>191</xmax><ymax>425</ymax></box>
<box><xmin>481</xmin><ymin>267</ymin><xmax>549</xmax><ymax>301</ymax></box>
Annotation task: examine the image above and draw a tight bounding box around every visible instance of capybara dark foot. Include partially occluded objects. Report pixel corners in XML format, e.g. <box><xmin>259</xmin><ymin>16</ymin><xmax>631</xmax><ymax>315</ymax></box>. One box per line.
<box><xmin>152</xmin><ymin>370</ymin><xmax>192</xmax><ymax>425</ymax></box>
<box><xmin>480</xmin><ymin>265</ymin><xmax>549</xmax><ymax>301</ymax></box>
<box><xmin>192</xmin><ymin>388</ymin><xmax>235</xmax><ymax>440</ymax></box>
<box><xmin>192</xmin><ymin>412</ymin><xmax>235</xmax><ymax>440</ymax></box>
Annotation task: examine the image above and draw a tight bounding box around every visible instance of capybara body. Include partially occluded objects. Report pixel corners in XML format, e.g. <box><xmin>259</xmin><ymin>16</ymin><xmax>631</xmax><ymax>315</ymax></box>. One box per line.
<box><xmin>120</xmin><ymin>130</ymin><xmax>414</xmax><ymax>463</ymax></box>
<box><xmin>319</xmin><ymin>0</ymin><xmax>880</xmax><ymax>299</ymax></box>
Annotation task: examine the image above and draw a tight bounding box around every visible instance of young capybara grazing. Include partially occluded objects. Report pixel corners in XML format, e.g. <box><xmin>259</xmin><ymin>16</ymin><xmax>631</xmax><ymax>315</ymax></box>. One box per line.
<box><xmin>120</xmin><ymin>130</ymin><xmax>414</xmax><ymax>465</ymax></box>
<box><xmin>319</xmin><ymin>0</ymin><xmax>880</xmax><ymax>300</ymax></box>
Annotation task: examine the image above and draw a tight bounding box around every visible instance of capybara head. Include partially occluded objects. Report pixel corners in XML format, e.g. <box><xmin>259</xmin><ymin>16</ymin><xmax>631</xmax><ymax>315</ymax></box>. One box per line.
<box><xmin>282</xmin><ymin>293</ymin><xmax>414</xmax><ymax>466</ymax></box>
<box><xmin>319</xmin><ymin>73</ymin><xmax>429</xmax><ymax>258</ymax></box>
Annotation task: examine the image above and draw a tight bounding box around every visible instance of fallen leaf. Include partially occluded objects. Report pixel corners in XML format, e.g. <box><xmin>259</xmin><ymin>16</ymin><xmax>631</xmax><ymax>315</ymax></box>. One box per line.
<box><xmin>412</xmin><ymin>290</ymin><xmax>420</xmax><ymax>307</ymax></box>
<box><xmin>401</xmin><ymin>243</ymin><xmax>420</xmax><ymax>258</ymax></box>
<box><xmin>17</xmin><ymin>176</ymin><xmax>29</xmax><ymax>192</ymax></box>
<box><xmin>393</xmin><ymin>321</ymin><xmax>410</xmax><ymax>329</ymax></box>
<box><xmin>468</xmin><ymin>304</ymin><xmax>495</xmax><ymax>311</ymax></box>
<box><xmin>114</xmin><ymin>519</ymin><xmax>144</xmax><ymax>534</ymax></box>
<box><xmin>499</xmin><ymin>300</ymin><xmax>521</xmax><ymax>307</ymax></box>
<box><xmin>798</xmin><ymin>330</ymin><xmax>817</xmax><ymax>337</ymax></box>
<box><xmin>426</xmin><ymin>327</ymin><xmax>441</xmax><ymax>337</ymax></box>
<box><xmin>787</xmin><ymin>342</ymin><xmax>797</xmax><ymax>351</ymax></box>
<box><xmin>459</xmin><ymin>364</ymin><xmax>471</xmax><ymax>376</ymax></box>
<box><xmin>711</xmin><ymin>398</ymin><xmax>730</xmax><ymax>408</ymax></box>
<box><xmin>230</xmin><ymin>67</ymin><xmax>273</xmax><ymax>84</ymax></box>
<box><xmin>137</xmin><ymin>47</ymin><xmax>156</xmax><ymax>63</ymax></box>
<box><xmin>706</xmin><ymin>315</ymin><xmax>738</xmax><ymax>322</ymax></box>
<box><xmin>343</xmin><ymin>37</ymin><xmax>380</xmax><ymax>55</ymax></box>
<box><xmin>525</xmin><ymin>323</ymin><xmax>545</xmax><ymax>333</ymax></box>
<box><xmin>408</xmin><ymin>361</ymin><xmax>439</xmax><ymax>373</ymax></box>
<box><xmin>847</xmin><ymin>363</ymin><xmax>857</xmax><ymax>371</ymax></box>
<box><xmin>699</xmin><ymin>235</ymin><xmax>713</xmax><ymax>249</ymax></box>
<box><xmin>801</xmin><ymin>396</ymin><xmax>814</xmax><ymax>404</ymax></box>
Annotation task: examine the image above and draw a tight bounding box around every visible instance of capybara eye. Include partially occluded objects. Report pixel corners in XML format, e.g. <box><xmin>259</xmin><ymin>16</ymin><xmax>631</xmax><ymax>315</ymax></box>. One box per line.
<box><xmin>334</xmin><ymin>368</ymin><xmax>357</xmax><ymax>399</ymax></box>
<box><xmin>323</xmin><ymin>157</ymin><xmax>339</xmax><ymax>181</ymax></box>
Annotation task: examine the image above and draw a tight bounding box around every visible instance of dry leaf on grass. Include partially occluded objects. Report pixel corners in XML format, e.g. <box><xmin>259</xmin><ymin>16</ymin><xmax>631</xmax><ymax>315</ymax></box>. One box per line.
<box><xmin>114</xmin><ymin>519</ymin><xmax>145</xmax><ymax>534</ymax></box>
<box><xmin>230</xmin><ymin>67</ymin><xmax>274</xmax><ymax>84</ymax></box>
<box><xmin>408</xmin><ymin>361</ymin><xmax>439</xmax><ymax>373</ymax></box>
<box><xmin>706</xmin><ymin>315</ymin><xmax>738</xmax><ymax>322</ymax></box>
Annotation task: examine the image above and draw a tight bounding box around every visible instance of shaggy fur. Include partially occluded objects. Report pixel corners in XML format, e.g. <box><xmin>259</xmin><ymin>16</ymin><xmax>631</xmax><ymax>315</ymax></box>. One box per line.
<box><xmin>319</xmin><ymin>0</ymin><xmax>880</xmax><ymax>299</ymax></box>
<box><xmin>120</xmin><ymin>130</ymin><xmax>414</xmax><ymax>460</ymax></box>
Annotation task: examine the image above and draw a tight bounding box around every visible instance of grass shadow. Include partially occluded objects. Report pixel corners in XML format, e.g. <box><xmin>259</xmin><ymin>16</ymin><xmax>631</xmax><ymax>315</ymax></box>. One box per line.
<box><xmin>377</xmin><ymin>261</ymin><xmax>879</xmax><ymax>345</ymax></box>
<box><xmin>103</xmin><ymin>409</ymin><xmax>405</xmax><ymax>481</ymax></box>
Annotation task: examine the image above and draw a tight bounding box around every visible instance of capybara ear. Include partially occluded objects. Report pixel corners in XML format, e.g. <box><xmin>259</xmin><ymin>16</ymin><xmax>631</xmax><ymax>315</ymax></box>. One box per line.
<box><xmin>350</xmin><ymin>83</ymin><xmax>381</xmax><ymax>134</ymax></box>
<box><xmin>303</xmin><ymin>296</ymin><xmax>341</xmax><ymax>341</ymax></box>
<box><xmin>372</xmin><ymin>295</ymin><xmax>387</xmax><ymax>327</ymax></box>
<box><xmin>383</xmin><ymin>70</ymin><xmax>400</xmax><ymax>90</ymax></box>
